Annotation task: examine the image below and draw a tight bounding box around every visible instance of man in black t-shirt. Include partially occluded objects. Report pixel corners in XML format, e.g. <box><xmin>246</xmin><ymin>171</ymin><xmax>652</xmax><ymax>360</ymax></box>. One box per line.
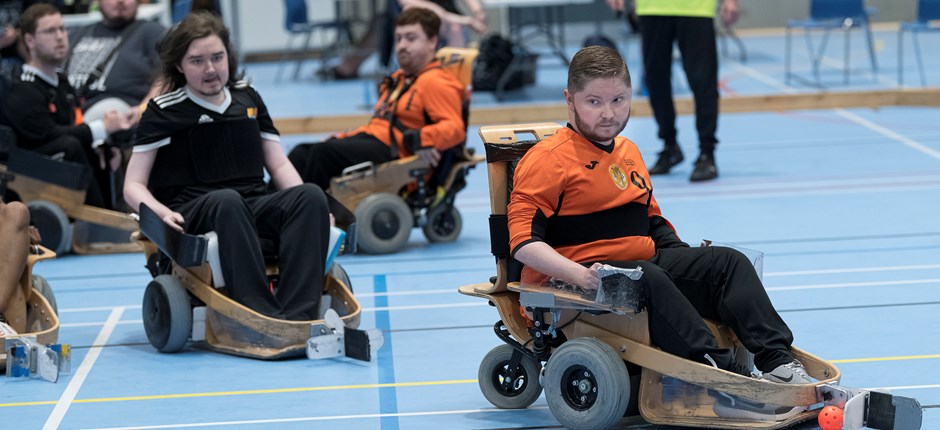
<box><xmin>65</xmin><ymin>0</ymin><xmax>165</xmax><ymax>113</ymax></box>
<box><xmin>124</xmin><ymin>12</ymin><xmax>332</xmax><ymax>321</ymax></box>
<box><xmin>1</xmin><ymin>3</ymin><xmax>135</xmax><ymax>208</ymax></box>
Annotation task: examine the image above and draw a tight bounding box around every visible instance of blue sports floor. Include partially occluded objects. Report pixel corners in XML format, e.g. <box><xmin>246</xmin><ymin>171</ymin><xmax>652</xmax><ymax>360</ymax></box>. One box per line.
<box><xmin>3</xmin><ymin>23</ymin><xmax>940</xmax><ymax>429</ymax></box>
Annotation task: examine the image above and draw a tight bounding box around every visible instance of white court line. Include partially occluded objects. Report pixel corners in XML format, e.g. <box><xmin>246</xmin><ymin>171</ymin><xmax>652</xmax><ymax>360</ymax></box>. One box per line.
<box><xmin>62</xmin><ymin>277</ymin><xmax>940</xmax><ymax>327</ymax></box>
<box><xmin>61</xmin><ymin>305</ymin><xmax>142</xmax><ymax>313</ymax></box>
<box><xmin>57</xmin><ymin>264</ymin><xmax>940</xmax><ymax>315</ymax></box>
<box><xmin>733</xmin><ymin>63</ymin><xmax>798</xmax><ymax>94</ymax></box>
<box><xmin>362</xmin><ymin>302</ymin><xmax>488</xmax><ymax>312</ymax></box>
<box><xmin>835</xmin><ymin>108</ymin><xmax>940</xmax><ymax>161</ymax></box>
<box><xmin>767</xmin><ymin>278</ymin><xmax>940</xmax><ymax>292</ymax></box>
<box><xmin>877</xmin><ymin>383</ymin><xmax>940</xmax><ymax>391</ymax></box>
<box><xmin>61</xmin><ymin>320</ymin><xmax>142</xmax><ymax>328</ymax></box>
<box><xmin>78</xmin><ymin>406</ymin><xmax>551</xmax><ymax>430</ymax></box>
<box><xmin>355</xmin><ymin>288</ymin><xmax>457</xmax><ymax>298</ymax></box>
<box><xmin>44</xmin><ymin>307</ymin><xmax>125</xmax><ymax>430</ymax></box>
<box><xmin>766</xmin><ymin>264</ymin><xmax>940</xmax><ymax>277</ymax></box>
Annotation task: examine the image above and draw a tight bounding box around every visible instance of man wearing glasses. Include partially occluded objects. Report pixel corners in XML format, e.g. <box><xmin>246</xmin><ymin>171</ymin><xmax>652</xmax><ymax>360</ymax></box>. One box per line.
<box><xmin>1</xmin><ymin>3</ymin><xmax>134</xmax><ymax>208</ymax></box>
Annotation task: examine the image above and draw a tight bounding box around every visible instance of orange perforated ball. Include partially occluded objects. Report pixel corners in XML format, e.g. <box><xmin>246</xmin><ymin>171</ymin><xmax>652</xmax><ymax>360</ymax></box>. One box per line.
<box><xmin>818</xmin><ymin>405</ymin><xmax>844</xmax><ymax>430</ymax></box>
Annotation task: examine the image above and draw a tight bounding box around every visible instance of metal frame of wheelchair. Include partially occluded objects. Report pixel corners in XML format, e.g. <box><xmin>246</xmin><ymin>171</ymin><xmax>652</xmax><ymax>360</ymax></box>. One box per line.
<box><xmin>132</xmin><ymin>206</ymin><xmax>363</xmax><ymax>360</ymax></box>
<box><xmin>459</xmin><ymin>123</ymin><xmax>845</xmax><ymax>430</ymax></box>
<box><xmin>0</xmin><ymin>133</ymin><xmax>140</xmax><ymax>255</ymax></box>
<box><xmin>327</xmin><ymin>47</ymin><xmax>485</xmax><ymax>254</ymax></box>
<box><xmin>0</xmin><ymin>244</ymin><xmax>59</xmax><ymax>370</ymax></box>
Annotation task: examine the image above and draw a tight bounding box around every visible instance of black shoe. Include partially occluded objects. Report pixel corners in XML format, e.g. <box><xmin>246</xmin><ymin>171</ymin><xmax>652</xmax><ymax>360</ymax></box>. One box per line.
<box><xmin>648</xmin><ymin>146</ymin><xmax>684</xmax><ymax>175</ymax></box>
<box><xmin>690</xmin><ymin>153</ymin><xmax>718</xmax><ymax>182</ymax></box>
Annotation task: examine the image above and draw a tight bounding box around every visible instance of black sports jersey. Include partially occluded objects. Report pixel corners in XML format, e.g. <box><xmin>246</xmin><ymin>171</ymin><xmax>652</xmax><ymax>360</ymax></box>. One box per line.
<box><xmin>1</xmin><ymin>65</ymin><xmax>95</xmax><ymax>151</ymax></box>
<box><xmin>134</xmin><ymin>82</ymin><xmax>280</xmax><ymax>208</ymax></box>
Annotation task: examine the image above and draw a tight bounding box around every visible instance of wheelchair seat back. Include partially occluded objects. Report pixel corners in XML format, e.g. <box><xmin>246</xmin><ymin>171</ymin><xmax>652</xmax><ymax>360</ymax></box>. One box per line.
<box><xmin>475</xmin><ymin>122</ymin><xmax>562</xmax><ymax>295</ymax></box>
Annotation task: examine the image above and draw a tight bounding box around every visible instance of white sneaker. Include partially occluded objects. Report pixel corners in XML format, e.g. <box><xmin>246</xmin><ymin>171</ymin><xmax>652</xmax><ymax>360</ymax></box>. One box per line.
<box><xmin>763</xmin><ymin>360</ymin><xmax>813</xmax><ymax>385</ymax></box>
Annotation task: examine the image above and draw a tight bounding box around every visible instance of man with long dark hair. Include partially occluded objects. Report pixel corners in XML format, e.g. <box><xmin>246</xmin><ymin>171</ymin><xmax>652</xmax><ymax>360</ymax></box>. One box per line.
<box><xmin>124</xmin><ymin>12</ymin><xmax>332</xmax><ymax>320</ymax></box>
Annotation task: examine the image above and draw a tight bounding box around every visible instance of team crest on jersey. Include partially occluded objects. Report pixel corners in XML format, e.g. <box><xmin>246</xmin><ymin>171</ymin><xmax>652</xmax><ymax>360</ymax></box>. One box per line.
<box><xmin>608</xmin><ymin>164</ymin><xmax>628</xmax><ymax>190</ymax></box>
<box><xmin>623</xmin><ymin>158</ymin><xmax>635</xmax><ymax>167</ymax></box>
<box><xmin>246</xmin><ymin>107</ymin><xmax>257</xmax><ymax>118</ymax></box>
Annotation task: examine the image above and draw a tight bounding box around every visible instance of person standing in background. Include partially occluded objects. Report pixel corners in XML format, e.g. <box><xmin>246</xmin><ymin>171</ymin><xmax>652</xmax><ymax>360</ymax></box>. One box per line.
<box><xmin>607</xmin><ymin>0</ymin><xmax>739</xmax><ymax>182</ymax></box>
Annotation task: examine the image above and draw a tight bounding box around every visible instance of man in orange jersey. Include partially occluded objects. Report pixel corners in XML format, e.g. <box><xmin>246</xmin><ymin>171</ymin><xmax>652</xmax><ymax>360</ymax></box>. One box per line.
<box><xmin>287</xmin><ymin>7</ymin><xmax>466</xmax><ymax>190</ymax></box>
<box><xmin>508</xmin><ymin>46</ymin><xmax>812</xmax><ymax>391</ymax></box>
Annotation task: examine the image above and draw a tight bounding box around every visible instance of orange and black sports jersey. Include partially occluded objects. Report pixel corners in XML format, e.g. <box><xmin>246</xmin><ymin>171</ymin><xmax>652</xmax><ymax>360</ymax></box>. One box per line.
<box><xmin>508</xmin><ymin>126</ymin><xmax>674</xmax><ymax>283</ymax></box>
<box><xmin>343</xmin><ymin>60</ymin><xmax>466</xmax><ymax>157</ymax></box>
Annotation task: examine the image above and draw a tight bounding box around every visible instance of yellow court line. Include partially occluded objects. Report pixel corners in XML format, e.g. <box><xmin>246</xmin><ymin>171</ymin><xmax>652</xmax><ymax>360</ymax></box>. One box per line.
<box><xmin>830</xmin><ymin>353</ymin><xmax>940</xmax><ymax>364</ymax></box>
<box><xmin>0</xmin><ymin>379</ymin><xmax>477</xmax><ymax>408</ymax></box>
<box><xmin>5</xmin><ymin>353</ymin><xmax>940</xmax><ymax>409</ymax></box>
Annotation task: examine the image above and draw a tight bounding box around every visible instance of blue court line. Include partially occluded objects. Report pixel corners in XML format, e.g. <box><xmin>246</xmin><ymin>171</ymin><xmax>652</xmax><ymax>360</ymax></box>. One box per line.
<box><xmin>373</xmin><ymin>274</ymin><xmax>400</xmax><ymax>430</ymax></box>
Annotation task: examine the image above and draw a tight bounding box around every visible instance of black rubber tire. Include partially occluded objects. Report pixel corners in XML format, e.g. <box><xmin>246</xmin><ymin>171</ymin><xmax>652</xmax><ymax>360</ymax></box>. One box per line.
<box><xmin>422</xmin><ymin>204</ymin><xmax>462</xmax><ymax>243</ymax></box>
<box><xmin>142</xmin><ymin>274</ymin><xmax>192</xmax><ymax>353</ymax></box>
<box><xmin>26</xmin><ymin>200</ymin><xmax>70</xmax><ymax>255</ymax></box>
<box><xmin>543</xmin><ymin>338</ymin><xmax>631</xmax><ymax>430</ymax></box>
<box><xmin>32</xmin><ymin>275</ymin><xmax>57</xmax><ymax>315</ymax></box>
<box><xmin>478</xmin><ymin>344</ymin><xmax>543</xmax><ymax>409</ymax></box>
<box><xmin>354</xmin><ymin>193</ymin><xmax>413</xmax><ymax>254</ymax></box>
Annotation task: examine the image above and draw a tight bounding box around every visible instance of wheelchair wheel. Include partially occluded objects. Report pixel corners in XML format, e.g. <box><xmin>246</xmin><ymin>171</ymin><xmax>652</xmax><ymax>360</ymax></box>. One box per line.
<box><xmin>543</xmin><ymin>338</ymin><xmax>630</xmax><ymax>430</ymax></box>
<box><xmin>422</xmin><ymin>203</ymin><xmax>462</xmax><ymax>243</ymax></box>
<box><xmin>354</xmin><ymin>193</ymin><xmax>413</xmax><ymax>254</ymax></box>
<box><xmin>26</xmin><ymin>200</ymin><xmax>71</xmax><ymax>255</ymax></box>
<box><xmin>478</xmin><ymin>344</ymin><xmax>543</xmax><ymax>409</ymax></box>
<box><xmin>32</xmin><ymin>275</ymin><xmax>57</xmax><ymax>315</ymax></box>
<box><xmin>142</xmin><ymin>274</ymin><xmax>192</xmax><ymax>353</ymax></box>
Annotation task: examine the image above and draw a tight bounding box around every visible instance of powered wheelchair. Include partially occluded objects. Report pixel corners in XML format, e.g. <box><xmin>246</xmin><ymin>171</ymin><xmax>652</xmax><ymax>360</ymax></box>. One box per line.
<box><xmin>132</xmin><ymin>197</ymin><xmax>374</xmax><ymax>360</ymax></box>
<box><xmin>0</xmin><ymin>125</ymin><xmax>140</xmax><ymax>255</ymax></box>
<box><xmin>130</xmin><ymin>117</ymin><xmax>372</xmax><ymax>360</ymax></box>
<box><xmin>328</xmin><ymin>47</ymin><xmax>486</xmax><ymax>254</ymax></box>
<box><xmin>458</xmin><ymin>123</ymin><xmax>922</xmax><ymax>430</ymax></box>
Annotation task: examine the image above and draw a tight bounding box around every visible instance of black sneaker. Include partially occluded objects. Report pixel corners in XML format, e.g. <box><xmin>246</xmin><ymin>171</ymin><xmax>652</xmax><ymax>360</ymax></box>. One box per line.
<box><xmin>690</xmin><ymin>153</ymin><xmax>718</xmax><ymax>182</ymax></box>
<box><xmin>648</xmin><ymin>145</ymin><xmax>684</xmax><ymax>175</ymax></box>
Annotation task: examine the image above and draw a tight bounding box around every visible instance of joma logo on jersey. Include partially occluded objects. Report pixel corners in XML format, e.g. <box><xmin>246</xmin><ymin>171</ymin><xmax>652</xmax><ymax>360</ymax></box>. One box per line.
<box><xmin>246</xmin><ymin>107</ymin><xmax>257</xmax><ymax>118</ymax></box>
<box><xmin>609</xmin><ymin>164</ymin><xmax>628</xmax><ymax>190</ymax></box>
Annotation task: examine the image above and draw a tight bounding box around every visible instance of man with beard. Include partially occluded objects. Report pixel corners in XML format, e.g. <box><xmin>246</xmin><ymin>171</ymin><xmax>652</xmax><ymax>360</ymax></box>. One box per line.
<box><xmin>65</xmin><ymin>0</ymin><xmax>165</xmax><ymax>114</ymax></box>
<box><xmin>287</xmin><ymin>7</ymin><xmax>465</xmax><ymax>190</ymax></box>
<box><xmin>1</xmin><ymin>3</ymin><xmax>135</xmax><ymax>208</ymax></box>
<box><xmin>65</xmin><ymin>0</ymin><xmax>165</xmax><ymax>208</ymax></box>
<box><xmin>124</xmin><ymin>12</ymin><xmax>333</xmax><ymax>321</ymax></box>
<box><xmin>508</xmin><ymin>47</ymin><xmax>813</xmax><ymax>416</ymax></box>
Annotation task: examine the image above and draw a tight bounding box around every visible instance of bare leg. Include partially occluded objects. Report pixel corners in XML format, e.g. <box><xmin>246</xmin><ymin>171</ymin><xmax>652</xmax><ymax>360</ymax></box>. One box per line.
<box><xmin>0</xmin><ymin>201</ymin><xmax>30</xmax><ymax>329</ymax></box>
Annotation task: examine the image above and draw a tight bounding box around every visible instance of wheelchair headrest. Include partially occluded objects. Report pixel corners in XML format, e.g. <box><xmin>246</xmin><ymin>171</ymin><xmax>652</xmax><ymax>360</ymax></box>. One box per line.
<box><xmin>435</xmin><ymin>47</ymin><xmax>479</xmax><ymax>89</ymax></box>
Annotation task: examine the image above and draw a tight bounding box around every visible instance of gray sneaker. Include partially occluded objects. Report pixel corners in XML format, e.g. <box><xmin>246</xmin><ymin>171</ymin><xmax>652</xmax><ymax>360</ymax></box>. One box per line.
<box><xmin>763</xmin><ymin>360</ymin><xmax>813</xmax><ymax>385</ymax></box>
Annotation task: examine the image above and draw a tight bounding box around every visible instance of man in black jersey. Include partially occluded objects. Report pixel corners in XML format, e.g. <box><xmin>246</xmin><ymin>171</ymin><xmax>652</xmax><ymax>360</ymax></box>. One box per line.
<box><xmin>1</xmin><ymin>3</ymin><xmax>135</xmax><ymax>208</ymax></box>
<box><xmin>124</xmin><ymin>12</ymin><xmax>332</xmax><ymax>321</ymax></box>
